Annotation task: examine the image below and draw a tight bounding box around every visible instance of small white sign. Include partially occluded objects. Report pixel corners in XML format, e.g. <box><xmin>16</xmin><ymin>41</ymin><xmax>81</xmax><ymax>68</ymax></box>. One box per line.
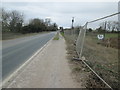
<box><xmin>97</xmin><ymin>34</ymin><xmax>104</xmax><ymax>40</ymax></box>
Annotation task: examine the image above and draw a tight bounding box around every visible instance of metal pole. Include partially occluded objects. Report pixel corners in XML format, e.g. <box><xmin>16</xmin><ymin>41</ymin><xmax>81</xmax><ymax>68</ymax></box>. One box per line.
<box><xmin>79</xmin><ymin>22</ymin><xmax>88</xmax><ymax>58</ymax></box>
<box><xmin>72</xmin><ymin>17</ymin><xmax>74</xmax><ymax>29</ymax></box>
<box><xmin>104</xmin><ymin>21</ymin><xmax>107</xmax><ymax>40</ymax></box>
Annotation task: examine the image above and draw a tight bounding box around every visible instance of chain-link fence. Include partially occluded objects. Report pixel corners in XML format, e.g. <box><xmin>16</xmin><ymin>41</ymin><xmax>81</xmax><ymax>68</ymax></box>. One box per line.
<box><xmin>64</xmin><ymin>12</ymin><xmax>119</xmax><ymax>89</ymax></box>
<box><xmin>64</xmin><ymin>27</ymin><xmax>79</xmax><ymax>43</ymax></box>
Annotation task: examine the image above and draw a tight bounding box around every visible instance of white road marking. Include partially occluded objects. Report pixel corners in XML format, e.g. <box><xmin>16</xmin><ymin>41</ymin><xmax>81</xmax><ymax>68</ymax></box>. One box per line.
<box><xmin>1</xmin><ymin>34</ymin><xmax>55</xmax><ymax>88</ymax></box>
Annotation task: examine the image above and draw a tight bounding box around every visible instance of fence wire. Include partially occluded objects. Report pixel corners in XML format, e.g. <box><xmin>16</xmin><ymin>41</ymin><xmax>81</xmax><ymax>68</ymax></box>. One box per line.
<box><xmin>76</xmin><ymin>23</ymin><xmax>88</xmax><ymax>58</ymax></box>
<box><xmin>64</xmin><ymin>28</ymin><xmax>79</xmax><ymax>42</ymax></box>
<box><xmin>64</xmin><ymin>12</ymin><xmax>119</xmax><ymax>89</ymax></box>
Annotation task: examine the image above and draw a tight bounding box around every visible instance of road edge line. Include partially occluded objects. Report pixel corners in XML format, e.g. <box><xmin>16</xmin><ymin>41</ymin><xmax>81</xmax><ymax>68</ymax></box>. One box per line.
<box><xmin>1</xmin><ymin>33</ymin><xmax>56</xmax><ymax>88</ymax></box>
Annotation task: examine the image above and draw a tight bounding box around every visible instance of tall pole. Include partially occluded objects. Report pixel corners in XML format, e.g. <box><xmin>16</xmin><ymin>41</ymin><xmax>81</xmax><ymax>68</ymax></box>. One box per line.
<box><xmin>72</xmin><ymin>17</ymin><xmax>74</xmax><ymax>29</ymax></box>
<box><xmin>104</xmin><ymin>21</ymin><xmax>107</xmax><ymax>40</ymax></box>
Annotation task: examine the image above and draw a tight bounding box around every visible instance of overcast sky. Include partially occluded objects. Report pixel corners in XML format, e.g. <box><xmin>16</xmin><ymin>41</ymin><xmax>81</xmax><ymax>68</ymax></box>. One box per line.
<box><xmin>2</xmin><ymin>0</ymin><xmax>119</xmax><ymax>28</ymax></box>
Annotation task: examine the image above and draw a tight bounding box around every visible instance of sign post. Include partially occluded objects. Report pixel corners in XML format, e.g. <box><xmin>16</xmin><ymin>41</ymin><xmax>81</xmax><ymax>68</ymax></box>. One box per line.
<box><xmin>97</xmin><ymin>34</ymin><xmax>104</xmax><ymax>40</ymax></box>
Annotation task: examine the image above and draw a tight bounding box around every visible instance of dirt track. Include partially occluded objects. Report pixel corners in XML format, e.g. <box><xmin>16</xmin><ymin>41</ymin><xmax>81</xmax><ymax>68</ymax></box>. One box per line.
<box><xmin>7</xmin><ymin>34</ymin><xmax>82</xmax><ymax>88</ymax></box>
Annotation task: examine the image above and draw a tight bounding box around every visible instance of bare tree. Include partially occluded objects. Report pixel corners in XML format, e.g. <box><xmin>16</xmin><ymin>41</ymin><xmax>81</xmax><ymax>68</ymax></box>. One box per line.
<box><xmin>99</xmin><ymin>21</ymin><xmax>107</xmax><ymax>32</ymax></box>
<box><xmin>100</xmin><ymin>21</ymin><xmax>119</xmax><ymax>32</ymax></box>
<box><xmin>2</xmin><ymin>8</ymin><xmax>10</xmax><ymax>32</ymax></box>
<box><xmin>45</xmin><ymin>18</ymin><xmax>51</xmax><ymax>26</ymax></box>
<box><xmin>116</xmin><ymin>22</ymin><xmax>120</xmax><ymax>31</ymax></box>
<box><xmin>9</xmin><ymin>10</ymin><xmax>24</xmax><ymax>32</ymax></box>
<box><xmin>106</xmin><ymin>21</ymin><xmax>112</xmax><ymax>31</ymax></box>
<box><xmin>113</xmin><ymin>21</ymin><xmax>119</xmax><ymax>32</ymax></box>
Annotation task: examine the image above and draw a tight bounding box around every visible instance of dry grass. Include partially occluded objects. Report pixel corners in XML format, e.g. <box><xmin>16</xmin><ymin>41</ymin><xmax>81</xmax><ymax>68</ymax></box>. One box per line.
<box><xmin>83</xmin><ymin>34</ymin><xmax>118</xmax><ymax>88</ymax></box>
<box><xmin>63</xmin><ymin>31</ymin><xmax>119</xmax><ymax>89</ymax></box>
<box><xmin>64</xmin><ymin>34</ymin><xmax>91</xmax><ymax>88</ymax></box>
<box><xmin>2</xmin><ymin>32</ymin><xmax>48</xmax><ymax>40</ymax></box>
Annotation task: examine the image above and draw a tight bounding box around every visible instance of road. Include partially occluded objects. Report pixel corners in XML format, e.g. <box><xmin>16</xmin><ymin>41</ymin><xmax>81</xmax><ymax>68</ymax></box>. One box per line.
<box><xmin>7</xmin><ymin>34</ymin><xmax>82</xmax><ymax>88</ymax></box>
<box><xmin>2</xmin><ymin>32</ymin><xmax>55</xmax><ymax>80</ymax></box>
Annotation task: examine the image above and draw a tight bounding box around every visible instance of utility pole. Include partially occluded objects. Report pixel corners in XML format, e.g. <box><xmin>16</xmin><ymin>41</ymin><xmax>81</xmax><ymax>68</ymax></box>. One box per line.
<box><xmin>104</xmin><ymin>21</ymin><xmax>107</xmax><ymax>40</ymax></box>
<box><xmin>72</xmin><ymin>17</ymin><xmax>74</xmax><ymax>29</ymax></box>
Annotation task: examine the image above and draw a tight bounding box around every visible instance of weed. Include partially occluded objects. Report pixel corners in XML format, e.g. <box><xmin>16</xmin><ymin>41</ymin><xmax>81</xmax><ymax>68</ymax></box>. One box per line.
<box><xmin>53</xmin><ymin>33</ymin><xmax>59</xmax><ymax>40</ymax></box>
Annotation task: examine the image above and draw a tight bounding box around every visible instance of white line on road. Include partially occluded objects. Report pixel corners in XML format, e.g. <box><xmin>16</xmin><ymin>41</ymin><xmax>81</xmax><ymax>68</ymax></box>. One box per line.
<box><xmin>1</xmin><ymin>34</ymin><xmax>55</xmax><ymax>88</ymax></box>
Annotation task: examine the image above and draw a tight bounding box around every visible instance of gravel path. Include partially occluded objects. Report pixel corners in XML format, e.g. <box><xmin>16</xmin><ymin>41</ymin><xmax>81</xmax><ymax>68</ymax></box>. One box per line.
<box><xmin>7</xmin><ymin>34</ymin><xmax>81</xmax><ymax>88</ymax></box>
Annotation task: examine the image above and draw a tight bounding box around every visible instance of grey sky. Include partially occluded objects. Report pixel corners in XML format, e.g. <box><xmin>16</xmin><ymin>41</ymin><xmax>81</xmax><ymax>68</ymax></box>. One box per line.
<box><xmin>2</xmin><ymin>2</ymin><xmax>119</xmax><ymax>28</ymax></box>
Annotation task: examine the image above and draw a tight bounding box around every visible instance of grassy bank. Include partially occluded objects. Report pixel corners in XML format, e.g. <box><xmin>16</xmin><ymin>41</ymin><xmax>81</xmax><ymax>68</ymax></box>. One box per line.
<box><xmin>2</xmin><ymin>32</ymin><xmax>48</xmax><ymax>40</ymax></box>
<box><xmin>105</xmin><ymin>33</ymin><xmax>118</xmax><ymax>39</ymax></box>
<box><xmin>62</xmin><ymin>31</ymin><xmax>92</xmax><ymax>88</ymax></box>
<box><xmin>60</xmin><ymin>32</ymin><xmax>64</xmax><ymax>37</ymax></box>
<box><xmin>63</xmin><ymin>31</ymin><xmax>118</xmax><ymax>88</ymax></box>
<box><xmin>53</xmin><ymin>32</ymin><xmax>59</xmax><ymax>40</ymax></box>
<box><xmin>83</xmin><ymin>33</ymin><xmax>118</xmax><ymax>88</ymax></box>
<box><xmin>86</xmin><ymin>32</ymin><xmax>119</xmax><ymax>49</ymax></box>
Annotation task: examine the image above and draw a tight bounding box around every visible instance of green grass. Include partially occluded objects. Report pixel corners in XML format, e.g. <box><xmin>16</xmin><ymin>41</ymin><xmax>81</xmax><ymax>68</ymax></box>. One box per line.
<box><xmin>86</xmin><ymin>33</ymin><xmax>118</xmax><ymax>43</ymax></box>
<box><xmin>60</xmin><ymin>32</ymin><xmax>64</xmax><ymax>37</ymax></box>
<box><xmin>53</xmin><ymin>33</ymin><xmax>59</xmax><ymax>40</ymax></box>
<box><xmin>105</xmin><ymin>33</ymin><xmax>118</xmax><ymax>39</ymax></box>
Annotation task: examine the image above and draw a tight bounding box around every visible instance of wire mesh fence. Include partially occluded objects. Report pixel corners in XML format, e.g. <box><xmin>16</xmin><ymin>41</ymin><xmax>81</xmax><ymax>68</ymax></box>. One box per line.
<box><xmin>76</xmin><ymin>23</ymin><xmax>88</xmax><ymax>58</ymax></box>
<box><xmin>64</xmin><ymin>27</ymin><xmax>79</xmax><ymax>43</ymax></box>
<box><xmin>63</xmin><ymin>12</ymin><xmax>119</xmax><ymax>89</ymax></box>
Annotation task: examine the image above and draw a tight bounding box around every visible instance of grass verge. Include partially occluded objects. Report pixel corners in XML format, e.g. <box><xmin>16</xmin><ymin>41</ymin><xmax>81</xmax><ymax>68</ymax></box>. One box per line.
<box><xmin>64</xmin><ymin>31</ymin><xmax>118</xmax><ymax>88</ymax></box>
<box><xmin>53</xmin><ymin>32</ymin><xmax>59</xmax><ymax>40</ymax></box>
<box><xmin>105</xmin><ymin>33</ymin><xmax>118</xmax><ymax>39</ymax></box>
<box><xmin>60</xmin><ymin>32</ymin><xmax>64</xmax><ymax>37</ymax></box>
<box><xmin>83</xmin><ymin>34</ymin><xmax>118</xmax><ymax>88</ymax></box>
<box><xmin>2</xmin><ymin>32</ymin><xmax>48</xmax><ymax>40</ymax></box>
<box><xmin>63</xmin><ymin>33</ymin><xmax>91</xmax><ymax>88</ymax></box>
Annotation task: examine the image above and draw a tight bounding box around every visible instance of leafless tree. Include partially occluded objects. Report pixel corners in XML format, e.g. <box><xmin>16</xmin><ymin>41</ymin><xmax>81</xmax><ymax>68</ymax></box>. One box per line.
<box><xmin>100</xmin><ymin>21</ymin><xmax>106</xmax><ymax>30</ymax></box>
<box><xmin>2</xmin><ymin>8</ymin><xmax>10</xmax><ymax>32</ymax></box>
<box><xmin>9</xmin><ymin>10</ymin><xmax>24</xmax><ymax>32</ymax></box>
<box><xmin>100</xmin><ymin>21</ymin><xmax>119</xmax><ymax>32</ymax></box>
<box><xmin>106</xmin><ymin>21</ymin><xmax>112</xmax><ymax>31</ymax></box>
<box><xmin>2</xmin><ymin>9</ymin><xmax>24</xmax><ymax>32</ymax></box>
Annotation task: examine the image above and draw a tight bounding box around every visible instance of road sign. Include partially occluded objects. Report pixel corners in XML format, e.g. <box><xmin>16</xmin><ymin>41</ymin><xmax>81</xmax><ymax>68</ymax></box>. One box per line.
<box><xmin>97</xmin><ymin>34</ymin><xmax>104</xmax><ymax>40</ymax></box>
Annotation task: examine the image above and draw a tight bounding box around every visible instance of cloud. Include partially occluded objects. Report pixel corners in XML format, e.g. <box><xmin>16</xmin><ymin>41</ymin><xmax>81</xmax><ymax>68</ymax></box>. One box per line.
<box><xmin>2</xmin><ymin>0</ymin><xmax>120</xmax><ymax>2</ymax></box>
<box><xmin>2</xmin><ymin>2</ymin><xmax>118</xmax><ymax>28</ymax></box>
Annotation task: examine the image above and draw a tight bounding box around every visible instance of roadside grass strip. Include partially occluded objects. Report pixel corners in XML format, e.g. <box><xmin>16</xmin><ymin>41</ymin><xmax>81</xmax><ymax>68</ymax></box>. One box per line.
<box><xmin>53</xmin><ymin>33</ymin><xmax>59</xmax><ymax>40</ymax></box>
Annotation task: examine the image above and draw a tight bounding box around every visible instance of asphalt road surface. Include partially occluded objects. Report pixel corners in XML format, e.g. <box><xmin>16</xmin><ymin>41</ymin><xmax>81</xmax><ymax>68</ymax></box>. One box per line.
<box><xmin>2</xmin><ymin>32</ymin><xmax>55</xmax><ymax>80</ymax></box>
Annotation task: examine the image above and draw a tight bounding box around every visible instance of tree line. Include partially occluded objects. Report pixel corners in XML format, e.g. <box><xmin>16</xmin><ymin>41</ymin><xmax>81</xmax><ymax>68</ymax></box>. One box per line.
<box><xmin>87</xmin><ymin>21</ymin><xmax>119</xmax><ymax>33</ymax></box>
<box><xmin>1</xmin><ymin>8</ymin><xmax>58</xmax><ymax>34</ymax></box>
<box><xmin>99</xmin><ymin>21</ymin><xmax>119</xmax><ymax>33</ymax></box>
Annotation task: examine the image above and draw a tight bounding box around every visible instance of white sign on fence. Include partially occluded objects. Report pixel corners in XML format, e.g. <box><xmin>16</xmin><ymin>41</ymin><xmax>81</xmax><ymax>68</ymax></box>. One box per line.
<box><xmin>97</xmin><ymin>34</ymin><xmax>104</xmax><ymax>40</ymax></box>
